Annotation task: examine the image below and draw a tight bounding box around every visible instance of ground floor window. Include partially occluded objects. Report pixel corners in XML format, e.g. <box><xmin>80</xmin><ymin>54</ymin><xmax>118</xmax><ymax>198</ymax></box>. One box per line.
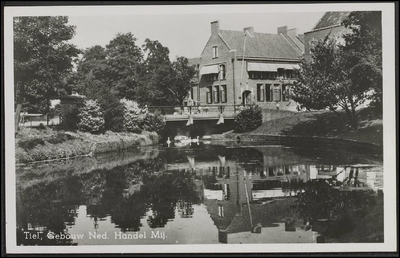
<box><xmin>282</xmin><ymin>84</ymin><xmax>287</xmax><ymax>101</ymax></box>
<box><xmin>257</xmin><ymin>84</ymin><xmax>264</xmax><ymax>102</ymax></box>
<box><xmin>206</xmin><ymin>86</ymin><xmax>212</xmax><ymax>104</ymax></box>
<box><xmin>266</xmin><ymin>84</ymin><xmax>272</xmax><ymax>102</ymax></box>
<box><xmin>213</xmin><ymin>86</ymin><xmax>220</xmax><ymax>103</ymax></box>
<box><xmin>256</xmin><ymin>83</ymin><xmax>278</xmax><ymax>102</ymax></box>
<box><xmin>273</xmin><ymin>84</ymin><xmax>281</xmax><ymax>101</ymax></box>
<box><xmin>220</xmin><ymin>85</ymin><xmax>227</xmax><ymax>103</ymax></box>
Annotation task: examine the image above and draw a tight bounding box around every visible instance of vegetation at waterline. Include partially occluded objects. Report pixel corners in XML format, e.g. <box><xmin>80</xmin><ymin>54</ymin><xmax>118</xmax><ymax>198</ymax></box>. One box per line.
<box><xmin>15</xmin><ymin>127</ymin><xmax>158</xmax><ymax>164</ymax></box>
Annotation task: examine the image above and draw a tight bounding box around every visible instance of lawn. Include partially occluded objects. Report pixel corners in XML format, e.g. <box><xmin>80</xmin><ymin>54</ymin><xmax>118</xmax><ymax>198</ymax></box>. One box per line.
<box><xmin>250</xmin><ymin>107</ymin><xmax>383</xmax><ymax>146</ymax></box>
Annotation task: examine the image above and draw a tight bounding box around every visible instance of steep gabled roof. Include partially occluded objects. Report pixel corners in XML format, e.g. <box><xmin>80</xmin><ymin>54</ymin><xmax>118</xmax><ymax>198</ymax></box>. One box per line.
<box><xmin>219</xmin><ymin>30</ymin><xmax>302</xmax><ymax>60</ymax></box>
<box><xmin>296</xmin><ymin>34</ymin><xmax>305</xmax><ymax>44</ymax></box>
<box><xmin>313</xmin><ymin>11</ymin><xmax>351</xmax><ymax>30</ymax></box>
<box><xmin>283</xmin><ymin>33</ymin><xmax>305</xmax><ymax>53</ymax></box>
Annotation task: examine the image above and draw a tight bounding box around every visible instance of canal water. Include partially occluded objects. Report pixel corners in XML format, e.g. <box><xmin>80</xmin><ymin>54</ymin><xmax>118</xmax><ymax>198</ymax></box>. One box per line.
<box><xmin>16</xmin><ymin>141</ymin><xmax>383</xmax><ymax>245</ymax></box>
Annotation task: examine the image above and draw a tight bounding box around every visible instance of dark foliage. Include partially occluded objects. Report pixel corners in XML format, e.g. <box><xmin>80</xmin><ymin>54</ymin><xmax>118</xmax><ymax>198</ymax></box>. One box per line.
<box><xmin>234</xmin><ymin>104</ymin><xmax>263</xmax><ymax>132</ymax></box>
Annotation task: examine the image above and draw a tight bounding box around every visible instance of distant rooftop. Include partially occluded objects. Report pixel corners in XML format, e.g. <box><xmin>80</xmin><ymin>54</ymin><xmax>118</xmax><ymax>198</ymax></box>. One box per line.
<box><xmin>219</xmin><ymin>30</ymin><xmax>302</xmax><ymax>60</ymax></box>
<box><xmin>313</xmin><ymin>11</ymin><xmax>351</xmax><ymax>30</ymax></box>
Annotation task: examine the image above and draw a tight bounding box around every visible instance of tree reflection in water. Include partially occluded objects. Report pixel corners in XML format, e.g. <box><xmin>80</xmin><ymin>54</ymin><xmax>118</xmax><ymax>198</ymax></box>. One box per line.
<box><xmin>142</xmin><ymin>170</ymin><xmax>201</xmax><ymax>228</ymax></box>
<box><xmin>16</xmin><ymin>175</ymin><xmax>82</xmax><ymax>245</ymax></box>
<box><xmin>16</xmin><ymin>144</ymin><xmax>383</xmax><ymax>245</ymax></box>
<box><xmin>297</xmin><ymin>179</ymin><xmax>383</xmax><ymax>241</ymax></box>
<box><xmin>17</xmin><ymin>156</ymin><xmax>202</xmax><ymax>245</ymax></box>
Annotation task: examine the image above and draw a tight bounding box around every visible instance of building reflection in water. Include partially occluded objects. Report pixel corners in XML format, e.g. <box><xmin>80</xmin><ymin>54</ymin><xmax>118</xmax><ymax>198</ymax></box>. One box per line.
<box><xmin>165</xmin><ymin>147</ymin><xmax>383</xmax><ymax>244</ymax></box>
<box><xmin>16</xmin><ymin>145</ymin><xmax>383</xmax><ymax>245</ymax></box>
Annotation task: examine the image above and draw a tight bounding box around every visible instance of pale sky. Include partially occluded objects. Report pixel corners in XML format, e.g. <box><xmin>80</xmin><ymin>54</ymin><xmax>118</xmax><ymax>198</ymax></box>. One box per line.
<box><xmin>67</xmin><ymin>11</ymin><xmax>325</xmax><ymax>60</ymax></box>
<box><xmin>6</xmin><ymin>3</ymin><xmax>390</xmax><ymax>60</ymax></box>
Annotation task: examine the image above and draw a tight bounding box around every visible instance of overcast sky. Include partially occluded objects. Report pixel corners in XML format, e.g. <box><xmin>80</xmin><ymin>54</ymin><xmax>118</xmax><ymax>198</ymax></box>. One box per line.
<box><xmin>5</xmin><ymin>3</ymin><xmax>392</xmax><ymax>61</ymax></box>
<box><xmin>6</xmin><ymin>3</ymin><xmax>386</xmax><ymax>61</ymax></box>
<box><xmin>67</xmin><ymin>11</ymin><xmax>325</xmax><ymax>60</ymax></box>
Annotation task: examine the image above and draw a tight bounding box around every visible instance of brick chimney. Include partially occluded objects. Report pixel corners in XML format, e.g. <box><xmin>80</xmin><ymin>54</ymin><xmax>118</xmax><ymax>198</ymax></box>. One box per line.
<box><xmin>277</xmin><ymin>26</ymin><xmax>287</xmax><ymax>35</ymax></box>
<box><xmin>244</xmin><ymin>26</ymin><xmax>254</xmax><ymax>37</ymax></box>
<box><xmin>287</xmin><ymin>28</ymin><xmax>298</xmax><ymax>38</ymax></box>
<box><xmin>211</xmin><ymin>20</ymin><xmax>220</xmax><ymax>35</ymax></box>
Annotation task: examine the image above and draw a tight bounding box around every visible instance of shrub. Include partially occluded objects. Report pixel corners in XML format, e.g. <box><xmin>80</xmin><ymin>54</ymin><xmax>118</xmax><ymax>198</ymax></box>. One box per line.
<box><xmin>143</xmin><ymin>110</ymin><xmax>166</xmax><ymax>133</ymax></box>
<box><xmin>62</xmin><ymin>103</ymin><xmax>83</xmax><ymax>130</ymax></box>
<box><xmin>18</xmin><ymin>138</ymin><xmax>45</xmax><ymax>150</ymax></box>
<box><xmin>78</xmin><ymin>99</ymin><xmax>105</xmax><ymax>133</ymax></box>
<box><xmin>234</xmin><ymin>104</ymin><xmax>263</xmax><ymax>132</ymax></box>
<box><xmin>46</xmin><ymin>132</ymin><xmax>75</xmax><ymax>144</ymax></box>
<box><xmin>120</xmin><ymin>99</ymin><xmax>145</xmax><ymax>133</ymax></box>
<box><xmin>37</xmin><ymin>123</ymin><xmax>46</xmax><ymax>130</ymax></box>
<box><xmin>98</xmin><ymin>94</ymin><xmax>125</xmax><ymax>132</ymax></box>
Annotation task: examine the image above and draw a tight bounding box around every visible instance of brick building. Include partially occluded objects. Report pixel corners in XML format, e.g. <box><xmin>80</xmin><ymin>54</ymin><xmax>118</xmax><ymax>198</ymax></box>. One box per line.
<box><xmin>189</xmin><ymin>21</ymin><xmax>304</xmax><ymax>111</ymax></box>
<box><xmin>304</xmin><ymin>11</ymin><xmax>351</xmax><ymax>62</ymax></box>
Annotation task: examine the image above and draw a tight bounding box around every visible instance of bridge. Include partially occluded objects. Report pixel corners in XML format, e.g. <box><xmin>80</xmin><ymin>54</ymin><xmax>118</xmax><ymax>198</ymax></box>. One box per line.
<box><xmin>147</xmin><ymin>104</ymin><xmax>243</xmax><ymax>123</ymax></box>
<box><xmin>147</xmin><ymin>104</ymin><xmax>244</xmax><ymax>138</ymax></box>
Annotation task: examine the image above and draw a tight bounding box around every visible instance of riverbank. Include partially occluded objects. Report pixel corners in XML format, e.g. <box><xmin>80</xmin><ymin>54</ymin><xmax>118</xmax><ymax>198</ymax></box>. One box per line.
<box><xmin>215</xmin><ymin>106</ymin><xmax>383</xmax><ymax>147</ymax></box>
<box><xmin>15</xmin><ymin>127</ymin><xmax>159</xmax><ymax>164</ymax></box>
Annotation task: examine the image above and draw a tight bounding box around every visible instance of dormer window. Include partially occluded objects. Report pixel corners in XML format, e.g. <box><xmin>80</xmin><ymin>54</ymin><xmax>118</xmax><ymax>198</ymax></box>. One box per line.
<box><xmin>212</xmin><ymin>46</ymin><xmax>218</xmax><ymax>58</ymax></box>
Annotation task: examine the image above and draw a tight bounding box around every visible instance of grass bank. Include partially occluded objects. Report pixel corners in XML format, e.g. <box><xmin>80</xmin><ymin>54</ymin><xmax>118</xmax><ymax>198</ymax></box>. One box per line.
<box><xmin>245</xmin><ymin>107</ymin><xmax>383</xmax><ymax>147</ymax></box>
<box><xmin>15</xmin><ymin>127</ymin><xmax>159</xmax><ymax>164</ymax></box>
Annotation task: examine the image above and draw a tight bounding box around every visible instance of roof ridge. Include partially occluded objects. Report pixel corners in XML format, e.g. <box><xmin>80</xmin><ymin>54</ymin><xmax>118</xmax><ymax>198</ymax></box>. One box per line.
<box><xmin>219</xmin><ymin>29</ymin><xmax>279</xmax><ymax>36</ymax></box>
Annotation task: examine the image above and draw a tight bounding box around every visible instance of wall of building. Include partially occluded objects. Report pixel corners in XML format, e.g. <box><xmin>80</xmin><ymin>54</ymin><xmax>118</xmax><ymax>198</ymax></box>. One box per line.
<box><xmin>199</xmin><ymin>32</ymin><xmax>236</xmax><ymax>107</ymax></box>
<box><xmin>196</xmin><ymin>21</ymin><xmax>301</xmax><ymax>112</ymax></box>
<box><xmin>304</xmin><ymin>25</ymin><xmax>350</xmax><ymax>62</ymax></box>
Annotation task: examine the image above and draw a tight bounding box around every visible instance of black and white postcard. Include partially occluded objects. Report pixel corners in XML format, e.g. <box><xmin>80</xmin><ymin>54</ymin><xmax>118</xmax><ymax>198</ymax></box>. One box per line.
<box><xmin>4</xmin><ymin>2</ymin><xmax>397</xmax><ymax>255</ymax></box>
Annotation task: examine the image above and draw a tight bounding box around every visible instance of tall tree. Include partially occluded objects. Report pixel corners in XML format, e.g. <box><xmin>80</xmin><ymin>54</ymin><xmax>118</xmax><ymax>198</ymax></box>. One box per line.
<box><xmin>169</xmin><ymin>56</ymin><xmax>197</xmax><ymax>105</ymax></box>
<box><xmin>135</xmin><ymin>40</ymin><xmax>196</xmax><ymax>106</ymax></box>
<box><xmin>135</xmin><ymin>39</ymin><xmax>174</xmax><ymax>106</ymax></box>
<box><xmin>342</xmin><ymin>11</ymin><xmax>382</xmax><ymax>110</ymax></box>
<box><xmin>75</xmin><ymin>34</ymin><xmax>143</xmax><ymax>132</ymax></box>
<box><xmin>105</xmin><ymin>33</ymin><xmax>142</xmax><ymax>100</ymax></box>
<box><xmin>291</xmin><ymin>36</ymin><xmax>368</xmax><ymax>129</ymax></box>
<box><xmin>76</xmin><ymin>45</ymin><xmax>108</xmax><ymax>98</ymax></box>
<box><xmin>291</xmin><ymin>11</ymin><xmax>382</xmax><ymax>130</ymax></box>
<box><xmin>14</xmin><ymin>16</ymin><xmax>80</xmax><ymax>126</ymax></box>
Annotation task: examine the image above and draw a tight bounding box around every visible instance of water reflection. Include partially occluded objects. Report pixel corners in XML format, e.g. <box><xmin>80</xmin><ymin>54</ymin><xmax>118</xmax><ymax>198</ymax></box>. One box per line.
<box><xmin>16</xmin><ymin>143</ymin><xmax>383</xmax><ymax>245</ymax></box>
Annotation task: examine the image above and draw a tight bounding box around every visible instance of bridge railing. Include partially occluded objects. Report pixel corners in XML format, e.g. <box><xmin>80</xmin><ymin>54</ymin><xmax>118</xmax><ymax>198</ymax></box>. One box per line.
<box><xmin>147</xmin><ymin>104</ymin><xmax>250</xmax><ymax>116</ymax></box>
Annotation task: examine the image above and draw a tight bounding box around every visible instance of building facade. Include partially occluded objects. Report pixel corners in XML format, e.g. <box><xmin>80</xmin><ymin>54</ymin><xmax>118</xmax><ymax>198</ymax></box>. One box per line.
<box><xmin>189</xmin><ymin>21</ymin><xmax>304</xmax><ymax>111</ymax></box>
<box><xmin>303</xmin><ymin>11</ymin><xmax>351</xmax><ymax>62</ymax></box>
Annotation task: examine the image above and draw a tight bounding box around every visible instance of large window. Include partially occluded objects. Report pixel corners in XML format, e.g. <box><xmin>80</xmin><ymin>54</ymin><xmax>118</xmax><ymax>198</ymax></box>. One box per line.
<box><xmin>220</xmin><ymin>85</ymin><xmax>227</xmax><ymax>103</ymax></box>
<box><xmin>257</xmin><ymin>84</ymin><xmax>264</xmax><ymax>102</ymax></box>
<box><xmin>266</xmin><ymin>84</ymin><xmax>272</xmax><ymax>102</ymax></box>
<box><xmin>206</xmin><ymin>74</ymin><xmax>218</xmax><ymax>82</ymax></box>
<box><xmin>212</xmin><ymin>46</ymin><xmax>218</xmax><ymax>58</ymax></box>
<box><xmin>190</xmin><ymin>87</ymin><xmax>194</xmax><ymax>100</ymax></box>
<box><xmin>218</xmin><ymin>205</ymin><xmax>224</xmax><ymax>218</ymax></box>
<box><xmin>248</xmin><ymin>71</ymin><xmax>277</xmax><ymax>80</ymax></box>
<box><xmin>285</xmin><ymin>70</ymin><xmax>295</xmax><ymax>79</ymax></box>
<box><xmin>277</xmin><ymin>68</ymin><xmax>284</xmax><ymax>78</ymax></box>
<box><xmin>282</xmin><ymin>84</ymin><xmax>288</xmax><ymax>101</ymax></box>
<box><xmin>213</xmin><ymin>86</ymin><xmax>220</xmax><ymax>103</ymax></box>
<box><xmin>206</xmin><ymin>87</ymin><xmax>212</xmax><ymax>104</ymax></box>
<box><xmin>273</xmin><ymin>84</ymin><xmax>281</xmax><ymax>101</ymax></box>
<box><xmin>219</xmin><ymin>64</ymin><xmax>226</xmax><ymax>80</ymax></box>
